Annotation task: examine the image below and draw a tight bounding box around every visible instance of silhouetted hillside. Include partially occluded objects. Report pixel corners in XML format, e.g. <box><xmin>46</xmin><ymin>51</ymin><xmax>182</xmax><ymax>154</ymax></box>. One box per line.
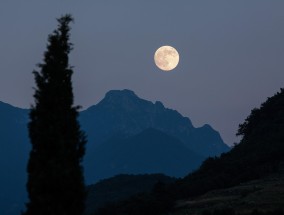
<box><xmin>85</xmin><ymin>174</ymin><xmax>176</xmax><ymax>215</ymax></box>
<box><xmin>175</xmin><ymin>88</ymin><xmax>284</xmax><ymax>199</ymax></box>
<box><xmin>172</xmin><ymin>174</ymin><xmax>284</xmax><ymax>215</ymax></box>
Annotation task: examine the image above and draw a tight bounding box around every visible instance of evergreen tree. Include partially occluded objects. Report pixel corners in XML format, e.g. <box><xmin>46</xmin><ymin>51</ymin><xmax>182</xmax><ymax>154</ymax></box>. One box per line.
<box><xmin>24</xmin><ymin>15</ymin><xmax>86</xmax><ymax>215</ymax></box>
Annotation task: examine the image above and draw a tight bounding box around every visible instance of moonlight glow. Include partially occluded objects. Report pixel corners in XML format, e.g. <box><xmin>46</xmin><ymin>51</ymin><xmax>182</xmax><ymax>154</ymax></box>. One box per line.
<box><xmin>154</xmin><ymin>45</ymin><xmax>179</xmax><ymax>71</ymax></box>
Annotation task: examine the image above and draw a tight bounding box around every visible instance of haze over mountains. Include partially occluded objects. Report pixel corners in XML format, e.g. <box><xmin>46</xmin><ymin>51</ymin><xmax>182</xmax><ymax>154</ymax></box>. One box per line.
<box><xmin>0</xmin><ymin>89</ymin><xmax>229</xmax><ymax>215</ymax></box>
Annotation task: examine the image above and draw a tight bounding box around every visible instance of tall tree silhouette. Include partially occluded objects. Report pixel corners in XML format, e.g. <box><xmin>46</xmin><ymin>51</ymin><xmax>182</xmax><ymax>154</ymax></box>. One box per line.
<box><xmin>24</xmin><ymin>15</ymin><xmax>86</xmax><ymax>215</ymax></box>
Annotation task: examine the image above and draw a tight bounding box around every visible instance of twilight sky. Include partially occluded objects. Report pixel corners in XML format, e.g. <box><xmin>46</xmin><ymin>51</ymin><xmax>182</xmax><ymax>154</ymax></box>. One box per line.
<box><xmin>0</xmin><ymin>1</ymin><xmax>283</xmax><ymax>145</ymax></box>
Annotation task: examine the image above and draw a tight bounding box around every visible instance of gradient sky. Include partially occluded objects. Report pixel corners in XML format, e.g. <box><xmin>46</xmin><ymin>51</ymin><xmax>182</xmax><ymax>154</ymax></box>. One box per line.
<box><xmin>0</xmin><ymin>1</ymin><xmax>283</xmax><ymax>145</ymax></box>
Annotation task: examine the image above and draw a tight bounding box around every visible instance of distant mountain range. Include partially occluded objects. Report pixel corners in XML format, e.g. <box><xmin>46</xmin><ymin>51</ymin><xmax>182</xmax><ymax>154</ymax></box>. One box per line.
<box><xmin>80</xmin><ymin>89</ymin><xmax>229</xmax><ymax>183</ymax></box>
<box><xmin>0</xmin><ymin>89</ymin><xmax>229</xmax><ymax>215</ymax></box>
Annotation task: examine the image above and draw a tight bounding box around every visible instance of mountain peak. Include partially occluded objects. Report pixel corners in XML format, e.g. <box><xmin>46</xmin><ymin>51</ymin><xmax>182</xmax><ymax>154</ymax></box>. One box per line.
<box><xmin>99</xmin><ymin>89</ymin><xmax>139</xmax><ymax>105</ymax></box>
<box><xmin>154</xmin><ymin>101</ymin><xmax>164</xmax><ymax>109</ymax></box>
<box><xmin>96</xmin><ymin>89</ymin><xmax>152</xmax><ymax>110</ymax></box>
<box><xmin>105</xmin><ymin>89</ymin><xmax>138</xmax><ymax>99</ymax></box>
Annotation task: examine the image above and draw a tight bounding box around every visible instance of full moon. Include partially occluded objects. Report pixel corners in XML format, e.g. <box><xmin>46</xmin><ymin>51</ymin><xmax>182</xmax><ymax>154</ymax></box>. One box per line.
<box><xmin>154</xmin><ymin>45</ymin><xmax>179</xmax><ymax>71</ymax></box>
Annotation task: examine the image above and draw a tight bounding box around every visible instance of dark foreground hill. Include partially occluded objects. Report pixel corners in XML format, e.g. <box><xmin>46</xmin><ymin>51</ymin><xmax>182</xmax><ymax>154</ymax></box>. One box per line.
<box><xmin>95</xmin><ymin>174</ymin><xmax>284</xmax><ymax>215</ymax></box>
<box><xmin>174</xmin><ymin>89</ymin><xmax>284</xmax><ymax>200</ymax></box>
<box><xmin>173</xmin><ymin>174</ymin><xmax>284</xmax><ymax>215</ymax></box>
<box><xmin>95</xmin><ymin>88</ymin><xmax>284</xmax><ymax>215</ymax></box>
<box><xmin>85</xmin><ymin>174</ymin><xmax>176</xmax><ymax>215</ymax></box>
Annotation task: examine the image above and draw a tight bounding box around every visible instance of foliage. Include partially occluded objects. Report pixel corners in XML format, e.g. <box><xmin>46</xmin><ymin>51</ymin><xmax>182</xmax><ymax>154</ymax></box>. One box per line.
<box><xmin>23</xmin><ymin>15</ymin><xmax>86</xmax><ymax>215</ymax></box>
<box><xmin>96</xmin><ymin>182</ymin><xmax>175</xmax><ymax>215</ymax></box>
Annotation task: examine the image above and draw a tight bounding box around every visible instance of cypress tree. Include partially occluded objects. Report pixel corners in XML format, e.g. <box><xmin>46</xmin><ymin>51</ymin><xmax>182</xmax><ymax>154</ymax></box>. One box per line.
<box><xmin>24</xmin><ymin>14</ymin><xmax>86</xmax><ymax>215</ymax></box>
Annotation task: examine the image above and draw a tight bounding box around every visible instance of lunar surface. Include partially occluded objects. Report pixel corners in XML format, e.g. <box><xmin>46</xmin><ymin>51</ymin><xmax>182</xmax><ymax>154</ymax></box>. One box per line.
<box><xmin>154</xmin><ymin>46</ymin><xmax>179</xmax><ymax>71</ymax></box>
